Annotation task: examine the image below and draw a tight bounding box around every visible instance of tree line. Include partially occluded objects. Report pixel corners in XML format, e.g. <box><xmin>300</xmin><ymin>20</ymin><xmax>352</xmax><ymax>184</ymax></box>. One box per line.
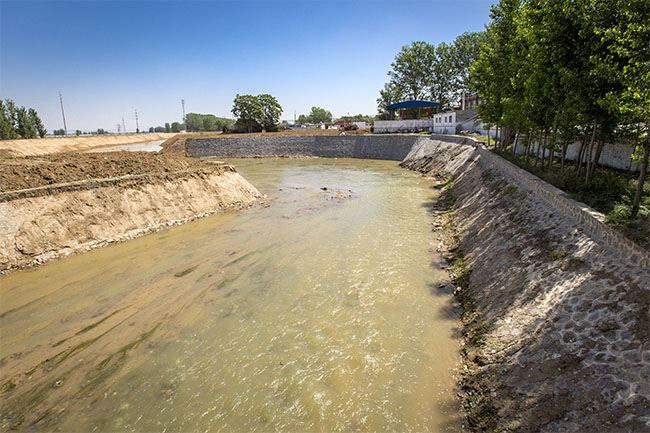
<box><xmin>377</xmin><ymin>32</ymin><xmax>485</xmax><ymax>118</ymax></box>
<box><xmin>470</xmin><ymin>0</ymin><xmax>649</xmax><ymax>216</ymax></box>
<box><xmin>1</xmin><ymin>99</ymin><xmax>47</xmax><ymax>139</ymax></box>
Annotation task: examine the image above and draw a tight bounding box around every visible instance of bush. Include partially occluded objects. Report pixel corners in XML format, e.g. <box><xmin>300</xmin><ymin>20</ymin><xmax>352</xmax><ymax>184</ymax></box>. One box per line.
<box><xmin>343</xmin><ymin>124</ymin><xmax>358</xmax><ymax>131</ymax></box>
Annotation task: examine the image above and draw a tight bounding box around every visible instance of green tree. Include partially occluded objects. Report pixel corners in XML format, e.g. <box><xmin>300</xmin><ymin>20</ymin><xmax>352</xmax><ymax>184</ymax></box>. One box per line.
<box><xmin>165</xmin><ymin>122</ymin><xmax>171</xmax><ymax>133</ymax></box>
<box><xmin>28</xmin><ymin>108</ymin><xmax>47</xmax><ymax>138</ymax></box>
<box><xmin>430</xmin><ymin>42</ymin><xmax>456</xmax><ymax>107</ymax></box>
<box><xmin>451</xmin><ymin>31</ymin><xmax>487</xmax><ymax>95</ymax></box>
<box><xmin>257</xmin><ymin>94</ymin><xmax>283</xmax><ymax>131</ymax></box>
<box><xmin>310</xmin><ymin>107</ymin><xmax>332</xmax><ymax>123</ymax></box>
<box><xmin>0</xmin><ymin>100</ymin><xmax>18</xmax><ymax>139</ymax></box>
<box><xmin>597</xmin><ymin>0</ymin><xmax>650</xmax><ymax>216</ymax></box>
<box><xmin>376</xmin><ymin>82</ymin><xmax>403</xmax><ymax>119</ymax></box>
<box><xmin>16</xmin><ymin>107</ymin><xmax>37</xmax><ymax>138</ymax></box>
<box><xmin>185</xmin><ymin>113</ymin><xmax>205</xmax><ymax>132</ymax></box>
<box><xmin>232</xmin><ymin>94</ymin><xmax>282</xmax><ymax>132</ymax></box>
<box><xmin>232</xmin><ymin>94</ymin><xmax>264</xmax><ymax>133</ymax></box>
<box><xmin>388</xmin><ymin>41</ymin><xmax>436</xmax><ymax>100</ymax></box>
<box><xmin>297</xmin><ymin>107</ymin><xmax>333</xmax><ymax>124</ymax></box>
<box><xmin>171</xmin><ymin>122</ymin><xmax>181</xmax><ymax>133</ymax></box>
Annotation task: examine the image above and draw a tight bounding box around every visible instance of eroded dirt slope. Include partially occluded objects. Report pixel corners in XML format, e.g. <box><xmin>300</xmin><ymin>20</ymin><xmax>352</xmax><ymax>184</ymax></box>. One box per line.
<box><xmin>1</xmin><ymin>152</ymin><xmax>216</xmax><ymax>192</ymax></box>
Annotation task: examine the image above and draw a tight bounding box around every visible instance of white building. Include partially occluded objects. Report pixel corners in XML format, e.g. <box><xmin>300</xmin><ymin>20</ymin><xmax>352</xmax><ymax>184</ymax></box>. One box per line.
<box><xmin>432</xmin><ymin>111</ymin><xmax>456</xmax><ymax>134</ymax></box>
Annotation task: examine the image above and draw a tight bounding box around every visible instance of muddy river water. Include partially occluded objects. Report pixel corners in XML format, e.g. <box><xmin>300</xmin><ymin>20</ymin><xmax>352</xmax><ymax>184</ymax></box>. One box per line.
<box><xmin>0</xmin><ymin>158</ymin><xmax>462</xmax><ymax>432</ymax></box>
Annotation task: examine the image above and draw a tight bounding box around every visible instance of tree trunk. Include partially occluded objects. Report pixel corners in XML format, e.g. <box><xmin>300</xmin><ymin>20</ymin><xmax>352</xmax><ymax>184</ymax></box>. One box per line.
<box><xmin>540</xmin><ymin>129</ymin><xmax>548</xmax><ymax>168</ymax></box>
<box><xmin>525</xmin><ymin>130</ymin><xmax>533</xmax><ymax>161</ymax></box>
<box><xmin>548</xmin><ymin>147</ymin><xmax>555</xmax><ymax>170</ymax></box>
<box><xmin>588</xmin><ymin>141</ymin><xmax>605</xmax><ymax>184</ymax></box>
<box><xmin>495</xmin><ymin>123</ymin><xmax>500</xmax><ymax>150</ymax></box>
<box><xmin>535</xmin><ymin>137</ymin><xmax>541</xmax><ymax>166</ymax></box>
<box><xmin>576</xmin><ymin>129</ymin><xmax>590</xmax><ymax>179</ymax></box>
<box><xmin>585</xmin><ymin>120</ymin><xmax>598</xmax><ymax>186</ymax></box>
<box><xmin>561</xmin><ymin>140</ymin><xmax>569</xmax><ymax>173</ymax></box>
<box><xmin>513</xmin><ymin>130</ymin><xmax>520</xmax><ymax>155</ymax></box>
<box><xmin>487</xmin><ymin>126</ymin><xmax>491</xmax><ymax>147</ymax></box>
<box><xmin>632</xmin><ymin>142</ymin><xmax>649</xmax><ymax>218</ymax></box>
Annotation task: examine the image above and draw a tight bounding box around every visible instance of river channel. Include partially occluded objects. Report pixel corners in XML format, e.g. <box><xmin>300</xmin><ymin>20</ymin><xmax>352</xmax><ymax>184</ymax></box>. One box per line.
<box><xmin>0</xmin><ymin>158</ymin><xmax>462</xmax><ymax>432</ymax></box>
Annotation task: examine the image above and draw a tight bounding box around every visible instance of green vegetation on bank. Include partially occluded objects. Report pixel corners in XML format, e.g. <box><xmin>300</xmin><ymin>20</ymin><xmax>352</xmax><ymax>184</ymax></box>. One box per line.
<box><xmin>496</xmin><ymin>147</ymin><xmax>649</xmax><ymax>243</ymax></box>
<box><xmin>1</xmin><ymin>99</ymin><xmax>47</xmax><ymax>139</ymax></box>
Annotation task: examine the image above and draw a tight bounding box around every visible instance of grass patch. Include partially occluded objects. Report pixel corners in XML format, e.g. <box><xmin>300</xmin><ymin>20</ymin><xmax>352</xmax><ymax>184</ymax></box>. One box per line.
<box><xmin>549</xmin><ymin>251</ymin><xmax>569</xmax><ymax>261</ymax></box>
<box><xmin>2</xmin><ymin>380</ymin><xmax>16</xmax><ymax>393</ymax></box>
<box><xmin>444</xmin><ymin>176</ymin><xmax>454</xmax><ymax>190</ymax></box>
<box><xmin>440</xmin><ymin>193</ymin><xmax>498</xmax><ymax>432</ymax></box>
<box><xmin>501</xmin><ymin>185</ymin><xmax>517</xmax><ymax>195</ymax></box>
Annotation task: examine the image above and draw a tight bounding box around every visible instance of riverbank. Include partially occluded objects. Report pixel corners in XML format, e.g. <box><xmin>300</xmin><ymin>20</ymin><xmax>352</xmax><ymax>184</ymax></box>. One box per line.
<box><xmin>0</xmin><ymin>152</ymin><xmax>259</xmax><ymax>273</ymax></box>
<box><xmin>0</xmin><ymin>133</ymin><xmax>175</xmax><ymax>157</ymax></box>
<box><xmin>401</xmin><ymin>138</ymin><xmax>649</xmax><ymax>432</ymax></box>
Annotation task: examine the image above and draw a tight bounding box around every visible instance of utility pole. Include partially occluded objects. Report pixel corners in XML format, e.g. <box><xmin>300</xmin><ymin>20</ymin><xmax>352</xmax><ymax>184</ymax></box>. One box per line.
<box><xmin>181</xmin><ymin>99</ymin><xmax>186</xmax><ymax>128</ymax></box>
<box><xmin>122</xmin><ymin>118</ymin><xmax>126</xmax><ymax>134</ymax></box>
<box><xmin>135</xmin><ymin>109</ymin><xmax>139</xmax><ymax>133</ymax></box>
<box><xmin>58</xmin><ymin>91</ymin><xmax>68</xmax><ymax>136</ymax></box>
<box><xmin>116</xmin><ymin>123</ymin><xmax>121</xmax><ymax>134</ymax></box>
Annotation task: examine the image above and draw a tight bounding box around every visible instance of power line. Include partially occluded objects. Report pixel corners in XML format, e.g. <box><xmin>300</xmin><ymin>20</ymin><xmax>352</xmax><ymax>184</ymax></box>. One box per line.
<box><xmin>181</xmin><ymin>99</ymin><xmax>186</xmax><ymax>126</ymax></box>
<box><xmin>135</xmin><ymin>109</ymin><xmax>139</xmax><ymax>133</ymax></box>
<box><xmin>58</xmin><ymin>91</ymin><xmax>68</xmax><ymax>136</ymax></box>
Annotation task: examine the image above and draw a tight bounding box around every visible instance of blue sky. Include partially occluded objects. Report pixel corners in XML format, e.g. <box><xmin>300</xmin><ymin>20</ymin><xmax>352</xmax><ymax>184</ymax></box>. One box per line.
<box><xmin>1</xmin><ymin>0</ymin><xmax>493</xmax><ymax>132</ymax></box>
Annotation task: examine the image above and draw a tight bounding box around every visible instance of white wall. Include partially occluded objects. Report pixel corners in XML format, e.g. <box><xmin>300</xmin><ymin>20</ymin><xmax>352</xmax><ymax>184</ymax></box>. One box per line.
<box><xmin>513</xmin><ymin>138</ymin><xmax>640</xmax><ymax>171</ymax></box>
<box><xmin>374</xmin><ymin>119</ymin><xmax>433</xmax><ymax>133</ymax></box>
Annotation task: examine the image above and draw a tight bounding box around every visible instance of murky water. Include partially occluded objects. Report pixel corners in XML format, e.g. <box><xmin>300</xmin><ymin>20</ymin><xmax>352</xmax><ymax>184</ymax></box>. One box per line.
<box><xmin>0</xmin><ymin>158</ymin><xmax>462</xmax><ymax>432</ymax></box>
<box><xmin>84</xmin><ymin>139</ymin><xmax>165</xmax><ymax>153</ymax></box>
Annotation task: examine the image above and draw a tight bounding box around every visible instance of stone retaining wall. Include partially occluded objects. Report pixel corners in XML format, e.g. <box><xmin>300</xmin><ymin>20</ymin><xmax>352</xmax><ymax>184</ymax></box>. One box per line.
<box><xmin>406</xmin><ymin>134</ymin><xmax>650</xmax><ymax>270</ymax></box>
<box><xmin>186</xmin><ymin>135</ymin><xmax>424</xmax><ymax>161</ymax></box>
<box><xmin>402</xmin><ymin>134</ymin><xmax>649</xmax><ymax>432</ymax></box>
<box><xmin>474</xmin><ymin>143</ymin><xmax>650</xmax><ymax>270</ymax></box>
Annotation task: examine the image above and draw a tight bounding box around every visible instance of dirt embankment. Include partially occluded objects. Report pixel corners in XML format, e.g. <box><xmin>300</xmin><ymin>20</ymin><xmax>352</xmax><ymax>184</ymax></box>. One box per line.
<box><xmin>0</xmin><ymin>152</ymin><xmax>260</xmax><ymax>273</ymax></box>
<box><xmin>1</xmin><ymin>152</ymin><xmax>215</xmax><ymax>192</ymax></box>
<box><xmin>0</xmin><ymin>133</ymin><xmax>175</xmax><ymax>157</ymax></box>
<box><xmin>402</xmin><ymin>139</ymin><xmax>649</xmax><ymax>432</ymax></box>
